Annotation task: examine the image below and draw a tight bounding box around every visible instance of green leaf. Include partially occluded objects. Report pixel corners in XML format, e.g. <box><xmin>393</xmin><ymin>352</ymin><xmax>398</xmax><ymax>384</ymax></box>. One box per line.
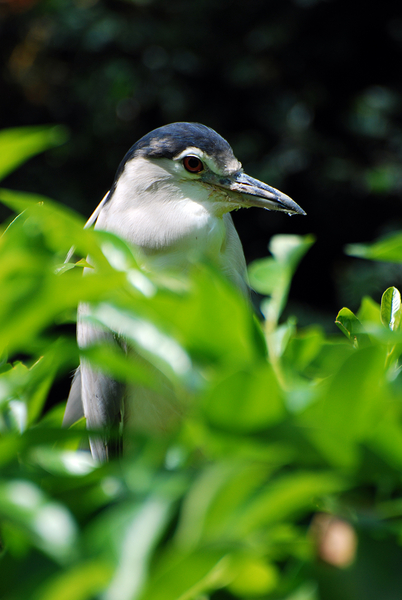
<box><xmin>227</xmin><ymin>555</ymin><xmax>279</xmax><ymax>597</ymax></box>
<box><xmin>33</xmin><ymin>560</ymin><xmax>113</xmax><ymax>600</ymax></box>
<box><xmin>140</xmin><ymin>548</ymin><xmax>231</xmax><ymax>600</ymax></box>
<box><xmin>249</xmin><ymin>234</ymin><xmax>314</xmax><ymax>324</ymax></box>
<box><xmin>381</xmin><ymin>286</ymin><xmax>402</xmax><ymax>331</ymax></box>
<box><xmin>357</xmin><ymin>296</ymin><xmax>381</xmax><ymax>325</ymax></box>
<box><xmin>248</xmin><ymin>257</ymin><xmax>284</xmax><ymax>296</ymax></box>
<box><xmin>29</xmin><ymin>447</ymin><xmax>96</xmax><ymax>477</ymax></box>
<box><xmin>346</xmin><ymin>232</ymin><xmax>402</xmax><ymax>263</ymax></box>
<box><xmin>0</xmin><ymin>479</ymin><xmax>77</xmax><ymax>562</ymax></box>
<box><xmin>89</xmin><ymin>496</ymin><xmax>173</xmax><ymax>600</ymax></box>
<box><xmin>301</xmin><ymin>345</ymin><xmax>387</xmax><ymax>468</ymax></box>
<box><xmin>86</xmin><ymin>303</ymin><xmax>193</xmax><ymax>382</ymax></box>
<box><xmin>202</xmin><ymin>362</ymin><xmax>284</xmax><ymax>432</ymax></box>
<box><xmin>283</xmin><ymin>325</ymin><xmax>325</xmax><ymax>373</ymax></box>
<box><xmin>335</xmin><ymin>307</ymin><xmax>370</xmax><ymax>347</ymax></box>
<box><xmin>81</xmin><ymin>343</ymin><xmax>156</xmax><ymax>387</ymax></box>
<box><xmin>0</xmin><ymin>125</ymin><xmax>68</xmax><ymax>181</ymax></box>
<box><xmin>233</xmin><ymin>471</ymin><xmax>345</xmax><ymax>536</ymax></box>
<box><xmin>268</xmin><ymin>234</ymin><xmax>315</xmax><ymax>272</ymax></box>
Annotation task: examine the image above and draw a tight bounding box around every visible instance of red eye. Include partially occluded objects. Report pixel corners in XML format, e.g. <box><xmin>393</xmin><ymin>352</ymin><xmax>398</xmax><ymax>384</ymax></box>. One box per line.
<box><xmin>183</xmin><ymin>156</ymin><xmax>204</xmax><ymax>173</ymax></box>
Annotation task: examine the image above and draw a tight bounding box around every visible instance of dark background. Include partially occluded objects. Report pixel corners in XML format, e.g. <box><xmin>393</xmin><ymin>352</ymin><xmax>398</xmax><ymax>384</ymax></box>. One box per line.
<box><xmin>1</xmin><ymin>0</ymin><xmax>402</xmax><ymax>329</ymax></box>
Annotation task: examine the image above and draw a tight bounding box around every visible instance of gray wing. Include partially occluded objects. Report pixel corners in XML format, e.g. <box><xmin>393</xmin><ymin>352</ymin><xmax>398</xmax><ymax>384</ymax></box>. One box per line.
<box><xmin>222</xmin><ymin>213</ymin><xmax>249</xmax><ymax>296</ymax></box>
<box><xmin>63</xmin><ymin>368</ymin><xmax>84</xmax><ymax>427</ymax></box>
<box><xmin>78</xmin><ymin>304</ymin><xmax>124</xmax><ymax>461</ymax></box>
<box><xmin>64</xmin><ymin>302</ymin><xmax>124</xmax><ymax>462</ymax></box>
<box><xmin>80</xmin><ymin>357</ymin><xmax>124</xmax><ymax>461</ymax></box>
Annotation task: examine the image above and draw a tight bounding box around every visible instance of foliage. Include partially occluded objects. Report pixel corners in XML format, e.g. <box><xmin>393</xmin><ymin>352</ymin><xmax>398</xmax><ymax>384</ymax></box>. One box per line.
<box><xmin>2</xmin><ymin>129</ymin><xmax>402</xmax><ymax>600</ymax></box>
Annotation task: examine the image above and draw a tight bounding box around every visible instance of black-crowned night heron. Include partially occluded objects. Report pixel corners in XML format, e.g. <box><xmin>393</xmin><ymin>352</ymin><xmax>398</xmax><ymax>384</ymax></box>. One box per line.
<box><xmin>63</xmin><ymin>122</ymin><xmax>305</xmax><ymax>460</ymax></box>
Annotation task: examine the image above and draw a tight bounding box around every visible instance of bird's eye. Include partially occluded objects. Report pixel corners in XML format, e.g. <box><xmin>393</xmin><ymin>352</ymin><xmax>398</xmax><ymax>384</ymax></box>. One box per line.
<box><xmin>183</xmin><ymin>156</ymin><xmax>204</xmax><ymax>173</ymax></box>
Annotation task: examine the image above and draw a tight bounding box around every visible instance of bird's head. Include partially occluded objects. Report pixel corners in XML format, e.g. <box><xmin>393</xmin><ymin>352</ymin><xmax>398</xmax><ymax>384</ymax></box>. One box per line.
<box><xmin>107</xmin><ymin>122</ymin><xmax>306</xmax><ymax>217</ymax></box>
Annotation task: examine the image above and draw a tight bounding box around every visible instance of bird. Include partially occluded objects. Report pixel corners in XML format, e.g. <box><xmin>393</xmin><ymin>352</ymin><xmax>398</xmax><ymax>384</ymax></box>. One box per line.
<box><xmin>63</xmin><ymin>122</ymin><xmax>306</xmax><ymax>461</ymax></box>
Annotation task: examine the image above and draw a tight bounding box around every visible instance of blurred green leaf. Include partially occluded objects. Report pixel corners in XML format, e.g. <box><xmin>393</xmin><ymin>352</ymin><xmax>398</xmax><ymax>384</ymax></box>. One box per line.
<box><xmin>0</xmin><ymin>125</ymin><xmax>68</xmax><ymax>182</ymax></box>
<box><xmin>283</xmin><ymin>325</ymin><xmax>325</xmax><ymax>374</ymax></box>
<box><xmin>140</xmin><ymin>548</ymin><xmax>231</xmax><ymax>600</ymax></box>
<box><xmin>233</xmin><ymin>471</ymin><xmax>346</xmax><ymax>536</ymax></box>
<box><xmin>248</xmin><ymin>257</ymin><xmax>284</xmax><ymax>296</ymax></box>
<box><xmin>33</xmin><ymin>560</ymin><xmax>113</xmax><ymax>600</ymax></box>
<box><xmin>101</xmin><ymin>496</ymin><xmax>173</xmax><ymax>600</ymax></box>
<box><xmin>346</xmin><ymin>232</ymin><xmax>402</xmax><ymax>263</ymax></box>
<box><xmin>202</xmin><ymin>362</ymin><xmax>284</xmax><ymax>432</ymax></box>
<box><xmin>357</xmin><ymin>296</ymin><xmax>381</xmax><ymax>325</ymax></box>
<box><xmin>28</xmin><ymin>447</ymin><xmax>96</xmax><ymax>477</ymax></box>
<box><xmin>301</xmin><ymin>344</ymin><xmax>387</xmax><ymax>468</ymax></box>
<box><xmin>269</xmin><ymin>234</ymin><xmax>315</xmax><ymax>273</ymax></box>
<box><xmin>175</xmin><ymin>462</ymin><xmax>276</xmax><ymax>548</ymax></box>
<box><xmin>227</xmin><ymin>555</ymin><xmax>279</xmax><ymax>597</ymax></box>
<box><xmin>0</xmin><ymin>479</ymin><xmax>77</xmax><ymax>563</ymax></box>
<box><xmin>86</xmin><ymin>303</ymin><xmax>193</xmax><ymax>384</ymax></box>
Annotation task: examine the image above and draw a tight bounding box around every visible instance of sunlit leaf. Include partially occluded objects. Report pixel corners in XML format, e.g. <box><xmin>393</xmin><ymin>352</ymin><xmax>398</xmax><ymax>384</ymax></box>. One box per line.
<box><xmin>140</xmin><ymin>548</ymin><xmax>231</xmax><ymax>600</ymax></box>
<box><xmin>335</xmin><ymin>307</ymin><xmax>370</xmax><ymax>348</ymax></box>
<box><xmin>33</xmin><ymin>560</ymin><xmax>113</xmax><ymax>600</ymax></box>
<box><xmin>346</xmin><ymin>232</ymin><xmax>402</xmax><ymax>263</ymax></box>
<box><xmin>227</xmin><ymin>555</ymin><xmax>279</xmax><ymax>597</ymax></box>
<box><xmin>0</xmin><ymin>479</ymin><xmax>77</xmax><ymax>562</ymax></box>
<box><xmin>268</xmin><ymin>234</ymin><xmax>315</xmax><ymax>272</ymax></box>
<box><xmin>86</xmin><ymin>303</ymin><xmax>193</xmax><ymax>381</ymax></box>
<box><xmin>381</xmin><ymin>286</ymin><xmax>402</xmax><ymax>331</ymax></box>
<box><xmin>248</xmin><ymin>257</ymin><xmax>284</xmax><ymax>295</ymax></box>
<box><xmin>29</xmin><ymin>447</ymin><xmax>96</xmax><ymax>477</ymax></box>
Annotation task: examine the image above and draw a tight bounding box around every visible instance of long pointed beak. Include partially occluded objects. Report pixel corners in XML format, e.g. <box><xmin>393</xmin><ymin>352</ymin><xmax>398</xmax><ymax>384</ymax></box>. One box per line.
<box><xmin>218</xmin><ymin>172</ymin><xmax>306</xmax><ymax>216</ymax></box>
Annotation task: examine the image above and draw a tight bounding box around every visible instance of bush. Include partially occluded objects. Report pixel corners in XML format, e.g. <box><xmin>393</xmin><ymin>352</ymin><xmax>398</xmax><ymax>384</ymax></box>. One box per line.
<box><xmin>1</xmin><ymin>127</ymin><xmax>402</xmax><ymax>600</ymax></box>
